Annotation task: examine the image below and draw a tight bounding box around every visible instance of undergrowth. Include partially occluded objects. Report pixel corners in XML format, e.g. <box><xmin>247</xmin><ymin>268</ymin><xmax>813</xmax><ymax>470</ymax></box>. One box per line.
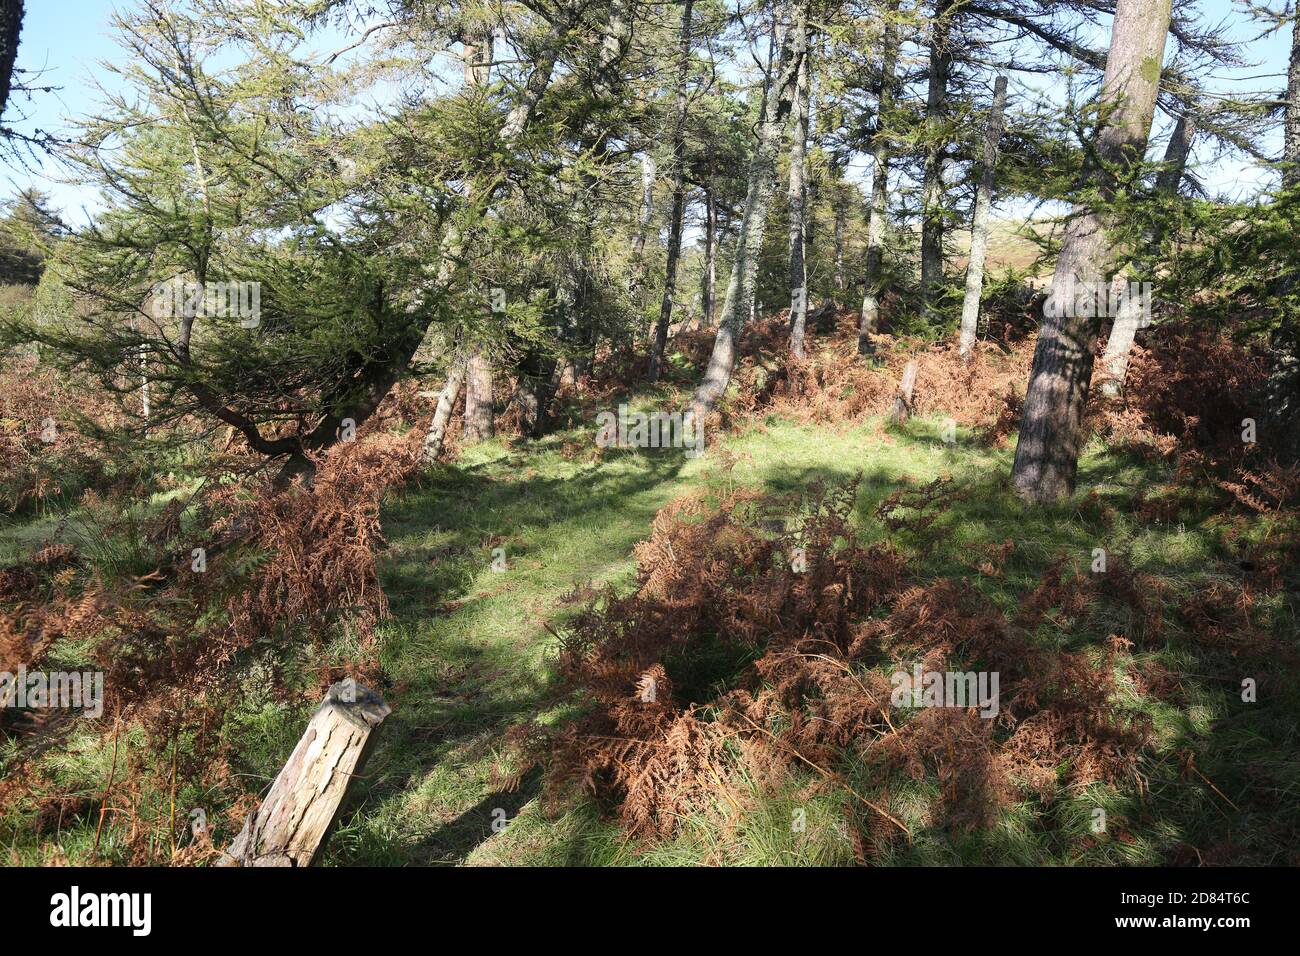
<box><xmin>1</xmin><ymin>312</ymin><xmax>1297</xmax><ymax>866</ymax></box>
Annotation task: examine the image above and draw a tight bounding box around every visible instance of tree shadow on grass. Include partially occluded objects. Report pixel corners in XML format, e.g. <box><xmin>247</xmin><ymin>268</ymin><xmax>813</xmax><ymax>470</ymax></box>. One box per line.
<box><xmin>408</xmin><ymin>766</ymin><xmax>545</xmax><ymax>865</ymax></box>
<box><xmin>380</xmin><ymin>450</ymin><xmax>690</xmax><ymax>609</ymax></box>
<box><xmin>333</xmin><ymin>450</ymin><xmax>694</xmax><ymax>864</ymax></box>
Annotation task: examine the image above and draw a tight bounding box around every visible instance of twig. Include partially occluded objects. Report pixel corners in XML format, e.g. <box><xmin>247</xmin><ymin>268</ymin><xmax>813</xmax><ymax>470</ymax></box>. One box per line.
<box><xmin>93</xmin><ymin>717</ymin><xmax>122</xmax><ymax>857</ymax></box>
<box><xmin>169</xmin><ymin>730</ymin><xmax>179</xmax><ymax>861</ymax></box>
<box><xmin>1186</xmin><ymin>758</ymin><xmax>1241</xmax><ymax>812</ymax></box>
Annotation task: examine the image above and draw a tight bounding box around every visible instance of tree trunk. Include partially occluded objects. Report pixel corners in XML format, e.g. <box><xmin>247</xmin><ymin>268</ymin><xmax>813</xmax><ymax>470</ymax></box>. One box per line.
<box><xmin>859</xmin><ymin>0</ymin><xmax>900</xmax><ymax>356</ymax></box>
<box><xmin>595</xmin><ymin>0</ymin><xmax>633</xmax><ymax>86</ymax></box>
<box><xmin>438</xmin><ymin>32</ymin><xmax>500</xmax><ymax>452</ymax></box>
<box><xmin>513</xmin><ymin>348</ymin><xmax>558</xmax><ymax>436</ymax></box>
<box><xmin>690</xmin><ymin>0</ymin><xmax>806</xmax><ymax>417</ymax></box>
<box><xmin>139</xmin><ymin>343</ymin><xmax>150</xmax><ymax>431</ymax></box>
<box><xmin>805</xmin><ymin>173</ymin><xmax>819</xmax><ymax>274</ymax></box>
<box><xmin>463</xmin><ymin>344</ymin><xmax>495</xmax><ymax>443</ymax></box>
<box><xmin>649</xmin><ymin>0</ymin><xmax>695</xmax><ymax>382</ymax></box>
<box><xmin>890</xmin><ymin>360</ymin><xmax>918</xmax><ymax>424</ymax></box>
<box><xmin>958</xmin><ymin>74</ymin><xmax>1009</xmax><ymax>360</ymax></box>
<box><xmin>500</xmin><ymin>10</ymin><xmax>573</xmax><ymax>141</ymax></box>
<box><xmin>1265</xmin><ymin>327</ymin><xmax>1300</xmax><ymax>463</ymax></box>
<box><xmin>650</xmin><ymin>192</ymin><xmax>687</xmax><ymax>379</ymax></box>
<box><xmin>1011</xmin><ymin>0</ymin><xmax>1173</xmax><ymax>503</ymax></box>
<box><xmin>457</xmin><ymin>11</ymin><xmax>591</xmax><ymax>450</ymax></box>
<box><xmin>424</xmin><ymin>30</ymin><xmax>485</xmax><ymax>463</ymax></box>
<box><xmin>1145</xmin><ymin>111</ymin><xmax>1197</xmax><ymax>254</ymax></box>
<box><xmin>832</xmin><ymin>166</ymin><xmax>847</xmax><ymax>299</ymax></box>
<box><xmin>920</xmin><ymin>0</ymin><xmax>955</xmax><ymax>327</ymax></box>
<box><xmin>1154</xmin><ymin>113</ymin><xmax>1196</xmax><ymax>196</ymax></box>
<box><xmin>269</xmin><ymin>287</ymin><xmax>440</xmax><ymax>490</ymax></box>
<box><xmin>463</xmin><ymin>31</ymin><xmax>492</xmax><ymax>87</ymax></box>
<box><xmin>1097</xmin><ymin>274</ymin><xmax>1145</xmax><ymax>398</ymax></box>
<box><xmin>423</xmin><ymin>361</ymin><xmax>465</xmax><ymax>462</ymax></box>
<box><xmin>788</xmin><ymin>36</ymin><xmax>813</xmax><ymax>358</ymax></box>
<box><xmin>630</xmin><ymin>151</ymin><xmax>657</xmax><ymax>298</ymax></box>
<box><xmin>570</xmin><ymin>280</ymin><xmax>596</xmax><ymax>383</ymax></box>
<box><xmin>1286</xmin><ymin>14</ymin><xmax>1300</xmax><ymax>193</ymax></box>
<box><xmin>1098</xmin><ymin>114</ymin><xmax>1194</xmax><ymax>398</ymax></box>
<box><xmin>702</xmin><ymin>186</ymin><xmax>718</xmax><ymax>326</ymax></box>
<box><xmin>0</xmin><ymin>0</ymin><xmax>22</xmax><ymax>122</ymax></box>
<box><xmin>256</xmin><ymin>12</ymin><xmax>565</xmax><ymax>488</ymax></box>
<box><xmin>219</xmin><ymin>682</ymin><xmax>391</xmax><ymax>867</ymax></box>
<box><xmin>1263</xmin><ymin>16</ymin><xmax>1300</xmax><ymax>462</ymax></box>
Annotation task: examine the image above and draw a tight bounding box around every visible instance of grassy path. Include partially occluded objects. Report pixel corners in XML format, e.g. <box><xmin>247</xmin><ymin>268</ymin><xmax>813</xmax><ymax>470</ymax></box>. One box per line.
<box><xmin>5</xmin><ymin>411</ymin><xmax>1292</xmax><ymax>865</ymax></box>
<box><xmin>321</xmin><ymin>415</ymin><xmax>1289</xmax><ymax>865</ymax></box>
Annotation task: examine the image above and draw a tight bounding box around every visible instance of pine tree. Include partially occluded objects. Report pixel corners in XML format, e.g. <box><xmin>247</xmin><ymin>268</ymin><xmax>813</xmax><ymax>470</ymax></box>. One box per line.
<box><xmin>1011</xmin><ymin>0</ymin><xmax>1174</xmax><ymax>503</ymax></box>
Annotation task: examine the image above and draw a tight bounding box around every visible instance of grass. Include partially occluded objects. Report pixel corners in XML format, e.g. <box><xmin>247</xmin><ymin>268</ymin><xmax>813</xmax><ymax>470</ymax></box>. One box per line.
<box><xmin>319</xmin><ymin>413</ymin><xmax>1297</xmax><ymax>866</ymax></box>
<box><xmin>3</xmin><ymin>404</ymin><xmax>1297</xmax><ymax>866</ymax></box>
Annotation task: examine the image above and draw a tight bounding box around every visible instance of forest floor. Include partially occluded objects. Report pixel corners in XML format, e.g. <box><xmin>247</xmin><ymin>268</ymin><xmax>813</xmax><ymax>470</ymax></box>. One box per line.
<box><xmin>325</xmin><ymin>413</ymin><xmax>1296</xmax><ymax>866</ymax></box>
<box><xmin>2</xmin><ymin>315</ymin><xmax>1298</xmax><ymax>866</ymax></box>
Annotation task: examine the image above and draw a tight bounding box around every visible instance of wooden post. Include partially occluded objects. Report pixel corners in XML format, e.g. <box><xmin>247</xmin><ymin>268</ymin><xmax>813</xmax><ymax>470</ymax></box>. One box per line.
<box><xmin>890</xmin><ymin>360</ymin><xmax>918</xmax><ymax>424</ymax></box>
<box><xmin>219</xmin><ymin>680</ymin><xmax>391</xmax><ymax>867</ymax></box>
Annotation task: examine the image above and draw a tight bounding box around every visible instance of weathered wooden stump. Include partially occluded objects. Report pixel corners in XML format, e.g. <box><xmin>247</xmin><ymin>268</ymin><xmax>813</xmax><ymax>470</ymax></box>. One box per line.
<box><xmin>219</xmin><ymin>680</ymin><xmax>391</xmax><ymax>867</ymax></box>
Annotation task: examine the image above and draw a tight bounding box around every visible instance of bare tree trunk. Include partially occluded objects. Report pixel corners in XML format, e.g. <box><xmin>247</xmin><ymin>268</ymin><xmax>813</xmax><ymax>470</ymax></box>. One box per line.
<box><xmin>462</xmin><ymin>31</ymin><xmax>492</xmax><ymax>87</ymax></box>
<box><xmin>890</xmin><ymin>360</ymin><xmax>918</xmax><ymax>424</ymax></box>
<box><xmin>630</xmin><ymin>151</ymin><xmax>657</xmax><ymax>298</ymax></box>
<box><xmin>1011</xmin><ymin>0</ymin><xmax>1172</xmax><ymax>503</ymax></box>
<box><xmin>805</xmin><ymin>173</ymin><xmax>819</xmax><ymax>270</ymax></box>
<box><xmin>513</xmin><ymin>350</ymin><xmax>558</xmax><ymax>436</ymax></box>
<box><xmin>595</xmin><ymin>0</ymin><xmax>633</xmax><ymax>82</ymax></box>
<box><xmin>650</xmin><ymin>194</ymin><xmax>687</xmax><ymax>379</ymax></box>
<box><xmin>418</xmin><ymin>32</ymin><xmax>501</xmax><ymax>458</ymax></box>
<box><xmin>859</xmin><ymin>0</ymin><xmax>900</xmax><ymax>356</ymax></box>
<box><xmin>702</xmin><ymin>186</ymin><xmax>718</xmax><ymax>326</ymax></box>
<box><xmin>1097</xmin><ymin>274</ymin><xmax>1145</xmax><ymax>398</ymax></box>
<box><xmin>1098</xmin><ymin>113</ymin><xmax>1194</xmax><ymax>398</ymax></box>
<box><xmin>514</xmin><ymin>270</ymin><xmax>579</xmax><ymax>436</ymax></box>
<box><xmin>833</xmin><ymin>177</ymin><xmax>846</xmax><ymax>298</ymax></box>
<box><xmin>0</xmin><ymin>0</ymin><xmax>21</xmax><ymax>122</ymax></box>
<box><xmin>958</xmin><ymin>75</ymin><xmax>1009</xmax><ymax>360</ymax></box>
<box><xmin>1155</xmin><ymin>113</ymin><xmax>1196</xmax><ymax>196</ymax></box>
<box><xmin>268</xmin><ymin>10</ymin><xmax>573</xmax><ymax>487</ymax></box>
<box><xmin>137</xmin><ymin>341</ymin><xmax>150</xmax><ymax>433</ymax></box>
<box><xmin>463</xmin><ymin>344</ymin><xmax>495</xmax><ymax>443</ymax></box>
<box><xmin>690</xmin><ymin>0</ymin><xmax>806</xmax><ymax>416</ymax></box>
<box><xmin>788</xmin><ymin>37</ymin><xmax>813</xmax><ymax>358</ymax></box>
<box><xmin>500</xmin><ymin>9</ymin><xmax>575</xmax><ymax>141</ymax></box>
<box><xmin>649</xmin><ymin>0</ymin><xmax>695</xmax><ymax>381</ymax></box>
<box><xmin>1286</xmin><ymin>14</ymin><xmax>1300</xmax><ymax>193</ymax></box>
<box><xmin>423</xmin><ymin>360</ymin><xmax>465</xmax><ymax>462</ymax></box>
<box><xmin>552</xmin><ymin>6</ymin><xmax>635</xmax><ymax>391</ymax></box>
<box><xmin>416</xmin><ymin>36</ymin><xmax>493</xmax><ymax>464</ymax></box>
<box><xmin>920</xmin><ymin>0</ymin><xmax>955</xmax><ymax>326</ymax></box>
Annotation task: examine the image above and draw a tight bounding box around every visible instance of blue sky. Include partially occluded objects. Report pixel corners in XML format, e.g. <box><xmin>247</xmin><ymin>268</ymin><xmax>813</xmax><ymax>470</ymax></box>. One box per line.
<box><xmin>4</xmin><ymin>0</ymin><xmax>126</xmax><ymax>214</ymax></box>
<box><xmin>4</xmin><ymin>0</ymin><xmax>365</xmax><ymax>219</ymax></box>
<box><xmin>3</xmin><ymin>0</ymin><xmax>1295</xmax><ymax>220</ymax></box>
